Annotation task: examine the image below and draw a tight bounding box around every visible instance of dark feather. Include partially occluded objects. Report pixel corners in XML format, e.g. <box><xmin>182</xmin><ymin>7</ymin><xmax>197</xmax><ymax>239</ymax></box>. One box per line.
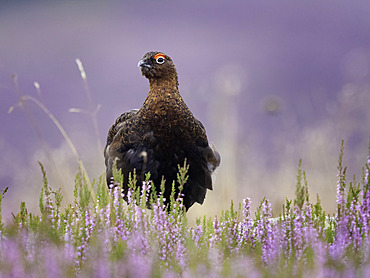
<box><xmin>104</xmin><ymin>51</ymin><xmax>220</xmax><ymax>210</ymax></box>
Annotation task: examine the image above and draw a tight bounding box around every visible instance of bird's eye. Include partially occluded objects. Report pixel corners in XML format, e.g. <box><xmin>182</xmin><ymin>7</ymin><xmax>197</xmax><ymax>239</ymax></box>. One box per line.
<box><xmin>156</xmin><ymin>57</ymin><xmax>165</xmax><ymax>64</ymax></box>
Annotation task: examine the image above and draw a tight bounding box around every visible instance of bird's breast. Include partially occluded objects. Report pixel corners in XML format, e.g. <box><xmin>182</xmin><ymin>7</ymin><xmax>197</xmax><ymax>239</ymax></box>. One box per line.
<box><xmin>139</xmin><ymin>90</ymin><xmax>198</xmax><ymax>144</ymax></box>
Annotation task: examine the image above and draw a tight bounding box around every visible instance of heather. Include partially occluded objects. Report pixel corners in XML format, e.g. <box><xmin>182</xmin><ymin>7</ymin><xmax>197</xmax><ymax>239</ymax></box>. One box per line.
<box><xmin>0</xmin><ymin>142</ymin><xmax>368</xmax><ymax>277</ymax></box>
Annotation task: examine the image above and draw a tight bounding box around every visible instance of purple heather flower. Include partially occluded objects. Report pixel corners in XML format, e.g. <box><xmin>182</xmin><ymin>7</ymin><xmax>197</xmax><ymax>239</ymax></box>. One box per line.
<box><xmin>365</xmin><ymin>155</ymin><xmax>370</xmax><ymax>186</ymax></box>
<box><xmin>126</xmin><ymin>251</ymin><xmax>152</xmax><ymax>278</ymax></box>
<box><xmin>7</xmin><ymin>154</ymin><xmax>370</xmax><ymax>276</ymax></box>
<box><xmin>362</xmin><ymin>158</ymin><xmax>370</xmax><ymax>248</ymax></box>
<box><xmin>293</xmin><ymin>205</ymin><xmax>304</xmax><ymax>260</ymax></box>
<box><xmin>364</xmin><ymin>264</ymin><xmax>370</xmax><ymax>278</ymax></box>
<box><xmin>111</xmin><ymin>186</ymin><xmax>128</xmax><ymax>242</ymax></box>
<box><xmin>261</xmin><ymin>199</ymin><xmax>276</xmax><ymax>263</ymax></box>
<box><xmin>209</xmin><ymin>216</ymin><xmax>222</xmax><ymax>247</ymax></box>
<box><xmin>336</xmin><ymin>169</ymin><xmax>346</xmax><ymax>217</ymax></box>
<box><xmin>330</xmin><ymin>213</ymin><xmax>350</xmax><ymax>260</ymax></box>
<box><xmin>108</xmin><ymin>177</ymin><xmax>115</xmax><ymax>189</ymax></box>
<box><xmin>303</xmin><ymin>204</ymin><xmax>316</xmax><ymax>246</ymax></box>
<box><xmin>92</xmin><ymin>258</ymin><xmax>110</xmax><ymax>278</ymax></box>
<box><xmin>103</xmin><ymin>203</ymin><xmax>111</xmax><ymax>227</ymax></box>
<box><xmin>280</xmin><ymin>212</ymin><xmax>292</xmax><ymax>259</ymax></box>
<box><xmin>226</xmin><ymin>219</ymin><xmax>239</xmax><ymax>253</ymax></box>
<box><xmin>175</xmin><ymin>238</ymin><xmax>187</xmax><ymax>268</ymax></box>
<box><xmin>2</xmin><ymin>239</ymin><xmax>26</xmax><ymax>277</ymax></box>
<box><xmin>254</xmin><ymin>199</ymin><xmax>277</xmax><ymax>263</ymax></box>
<box><xmin>191</xmin><ymin>225</ymin><xmax>203</xmax><ymax>246</ymax></box>
<box><xmin>42</xmin><ymin>246</ymin><xmax>62</xmax><ymax>277</ymax></box>
<box><xmin>140</xmin><ymin>180</ymin><xmax>151</xmax><ymax>205</ymax></box>
<box><xmin>127</xmin><ymin>186</ymin><xmax>133</xmax><ymax>206</ymax></box>
<box><xmin>238</xmin><ymin>198</ymin><xmax>254</xmax><ymax>247</ymax></box>
<box><xmin>243</xmin><ymin>198</ymin><xmax>251</xmax><ymax>219</ymax></box>
<box><xmin>347</xmin><ymin>198</ymin><xmax>362</xmax><ymax>250</ymax></box>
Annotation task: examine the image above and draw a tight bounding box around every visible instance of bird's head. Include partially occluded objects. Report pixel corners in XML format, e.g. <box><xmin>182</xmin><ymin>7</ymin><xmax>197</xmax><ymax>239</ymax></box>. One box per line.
<box><xmin>138</xmin><ymin>52</ymin><xmax>178</xmax><ymax>85</ymax></box>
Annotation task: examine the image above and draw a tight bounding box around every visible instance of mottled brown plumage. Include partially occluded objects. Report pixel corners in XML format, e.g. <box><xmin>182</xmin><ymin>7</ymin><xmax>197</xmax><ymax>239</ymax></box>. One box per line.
<box><xmin>104</xmin><ymin>51</ymin><xmax>220</xmax><ymax>210</ymax></box>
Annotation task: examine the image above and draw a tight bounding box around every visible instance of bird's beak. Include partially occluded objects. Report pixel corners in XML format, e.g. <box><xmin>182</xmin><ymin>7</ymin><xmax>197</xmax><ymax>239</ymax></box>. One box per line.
<box><xmin>138</xmin><ymin>60</ymin><xmax>151</xmax><ymax>68</ymax></box>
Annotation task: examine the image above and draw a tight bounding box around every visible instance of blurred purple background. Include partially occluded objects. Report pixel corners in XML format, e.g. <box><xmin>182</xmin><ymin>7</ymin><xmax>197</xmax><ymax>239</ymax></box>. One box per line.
<box><xmin>1</xmin><ymin>0</ymin><xmax>370</xmax><ymax>221</ymax></box>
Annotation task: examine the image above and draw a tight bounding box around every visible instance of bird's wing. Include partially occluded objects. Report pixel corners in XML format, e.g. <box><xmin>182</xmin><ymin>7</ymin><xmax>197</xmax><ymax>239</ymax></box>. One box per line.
<box><xmin>104</xmin><ymin>109</ymin><xmax>142</xmax><ymax>184</ymax></box>
<box><xmin>194</xmin><ymin>118</ymin><xmax>220</xmax><ymax>172</ymax></box>
<box><xmin>180</xmin><ymin>118</ymin><xmax>220</xmax><ymax>207</ymax></box>
<box><xmin>105</xmin><ymin>109</ymin><xmax>139</xmax><ymax>147</ymax></box>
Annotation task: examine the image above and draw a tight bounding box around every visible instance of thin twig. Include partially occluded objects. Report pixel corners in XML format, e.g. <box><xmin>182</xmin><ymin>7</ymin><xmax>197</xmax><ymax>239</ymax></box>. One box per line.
<box><xmin>10</xmin><ymin>94</ymin><xmax>96</xmax><ymax>202</ymax></box>
<box><xmin>75</xmin><ymin>58</ymin><xmax>103</xmax><ymax>155</ymax></box>
<box><xmin>9</xmin><ymin>76</ymin><xmax>65</xmax><ymax>188</ymax></box>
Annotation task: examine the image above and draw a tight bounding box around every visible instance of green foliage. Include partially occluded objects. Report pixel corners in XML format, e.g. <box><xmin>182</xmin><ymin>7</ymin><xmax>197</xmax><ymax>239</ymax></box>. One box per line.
<box><xmin>255</xmin><ymin>197</ymin><xmax>266</xmax><ymax>221</ymax></box>
<box><xmin>312</xmin><ymin>194</ymin><xmax>326</xmax><ymax>237</ymax></box>
<box><xmin>337</xmin><ymin>140</ymin><xmax>347</xmax><ymax>217</ymax></box>
<box><xmin>177</xmin><ymin>159</ymin><xmax>189</xmax><ymax>192</ymax></box>
<box><xmin>0</xmin><ymin>187</ymin><xmax>8</xmax><ymax>233</ymax></box>
<box><xmin>347</xmin><ymin>177</ymin><xmax>361</xmax><ymax>208</ymax></box>
<box><xmin>1</xmin><ymin>141</ymin><xmax>370</xmax><ymax>276</ymax></box>
<box><xmin>294</xmin><ymin>159</ymin><xmax>309</xmax><ymax>210</ymax></box>
<box><xmin>75</xmin><ymin>169</ymin><xmax>92</xmax><ymax>210</ymax></box>
<box><xmin>96</xmin><ymin>174</ymin><xmax>109</xmax><ymax>208</ymax></box>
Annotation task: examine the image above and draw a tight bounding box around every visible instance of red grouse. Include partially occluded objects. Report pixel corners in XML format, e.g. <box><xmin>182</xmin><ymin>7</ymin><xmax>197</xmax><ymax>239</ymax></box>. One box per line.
<box><xmin>104</xmin><ymin>51</ymin><xmax>220</xmax><ymax>210</ymax></box>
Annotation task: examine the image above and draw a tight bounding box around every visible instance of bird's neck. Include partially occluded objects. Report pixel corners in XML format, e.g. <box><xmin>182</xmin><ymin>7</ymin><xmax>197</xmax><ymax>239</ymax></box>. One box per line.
<box><xmin>139</xmin><ymin>78</ymin><xmax>192</xmax><ymax>125</ymax></box>
<box><xmin>148</xmin><ymin>75</ymin><xmax>179</xmax><ymax>90</ymax></box>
